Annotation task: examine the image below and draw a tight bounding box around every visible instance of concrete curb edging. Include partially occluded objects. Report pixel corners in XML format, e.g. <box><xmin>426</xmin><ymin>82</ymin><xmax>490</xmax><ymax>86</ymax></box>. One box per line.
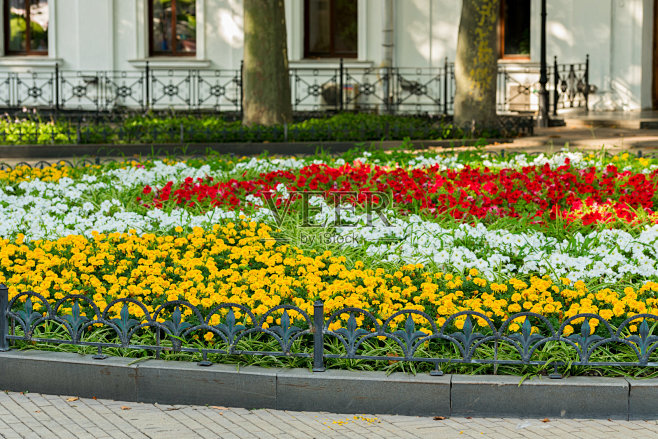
<box><xmin>0</xmin><ymin>350</ymin><xmax>655</xmax><ymax>420</ymax></box>
<box><xmin>0</xmin><ymin>139</ymin><xmax>511</xmax><ymax>159</ymax></box>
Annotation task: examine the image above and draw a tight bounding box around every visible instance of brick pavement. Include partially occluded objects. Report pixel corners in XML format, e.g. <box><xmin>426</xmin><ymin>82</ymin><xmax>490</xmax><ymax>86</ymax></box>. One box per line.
<box><xmin>0</xmin><ymin>391</ymin><xmax>656</xmax><ymax>439</ymax></box>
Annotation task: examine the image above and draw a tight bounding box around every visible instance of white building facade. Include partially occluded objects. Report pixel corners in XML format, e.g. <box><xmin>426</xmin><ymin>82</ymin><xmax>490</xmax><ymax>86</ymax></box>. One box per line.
<box><xmin>0</xmin><ymin>0</ymin><xmax>654</xmax><ymax>113</ymax></box>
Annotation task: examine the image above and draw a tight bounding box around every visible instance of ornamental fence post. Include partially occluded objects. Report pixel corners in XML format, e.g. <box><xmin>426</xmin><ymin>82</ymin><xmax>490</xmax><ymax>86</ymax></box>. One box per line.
<box><xmin>145</xmin><ymin>61</ymin><xmax>150</xmax><ymax>110</ymax></box>
<box><xmin>54</xmin><ymin>63</ymin><xmax>60</xmax><ymax>112</ymax></box>
<box><xmin>312</xmin><ymin>301</ymin><xmax>325</xmax><ymax>372</ymax></box>
<box><xmin>584</xmin><ymin>54</ymin><xmax>590</xmax><ymax>112</ymax></box>
<box><xmin>0</xmin><ymin>284</ymin><xmax>9</xmax><ymax>351</ymax></box>
<box><xmin>385</xmin><ymin>65</ymin><xmax>393</xmax><ymax>114</ymax></box>
<box><xmin>339</xmin><ymin>58</ymin><xmax>344</xmax><ymax>112</ymax></box>
<box><xmin>443</xmin><ymin>57</ymin><xmax>448</xmax><ymax>116</ymax></box>
<box><xmin>552</xmin><ymin>56</ymin><xmax>559</xmax><ymax>116</ymax></box>
<box><xmin>239</xmin><ymin>60</ymin><xmax>244</xmax><ymax>118</ymax></box>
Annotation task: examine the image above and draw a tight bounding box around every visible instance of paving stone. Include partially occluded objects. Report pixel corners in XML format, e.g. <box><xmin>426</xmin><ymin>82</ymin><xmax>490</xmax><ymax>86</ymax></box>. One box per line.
<box><xmin>1</xmin><ymin>390</ymin><xmax>658</xmax><ymax>437</ymax></box>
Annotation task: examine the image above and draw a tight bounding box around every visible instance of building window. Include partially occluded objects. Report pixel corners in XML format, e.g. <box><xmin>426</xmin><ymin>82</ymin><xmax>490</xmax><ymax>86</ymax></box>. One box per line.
<box><xmin>499</xmin><ymin>0</ymin><xmax>530</xmax><ymax>59</ymax></box>
<box><xmin>4</xmin><ymin>0</ymin><xmax>49</xmax><ymax>55</ymax></box>
<box><xmin>304</xmin><ymin>0</ymin><xmax>357</xmax><ymax>58</ymax></box>
<box><xmin>149</xmin><ymin>0</ymin><xmax>196</xmax><ymax>56</ymax></box>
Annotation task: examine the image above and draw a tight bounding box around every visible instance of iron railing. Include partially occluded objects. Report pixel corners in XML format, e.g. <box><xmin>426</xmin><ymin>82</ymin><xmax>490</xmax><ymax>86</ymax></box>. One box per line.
<box><xmin>0</xmin><ymin>57</ymin><xmax>589</xmax><ymax>116</ymax></box>
<box><xmin>0</xmin><ymin>285</ymin><xmax>656</xmax><ymax>377</ymax></box>
<box><xmin>497</xmin><ymin>55</ymin><xmax>590</xmax><ymax>114</ymax></box>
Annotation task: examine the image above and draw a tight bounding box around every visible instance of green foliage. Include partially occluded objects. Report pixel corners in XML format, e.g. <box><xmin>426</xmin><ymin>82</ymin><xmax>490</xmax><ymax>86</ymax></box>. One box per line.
<box><xmin>0</xmin><ymin>113</ymin><xmax>489</xmax><ymax>145</ymax></box>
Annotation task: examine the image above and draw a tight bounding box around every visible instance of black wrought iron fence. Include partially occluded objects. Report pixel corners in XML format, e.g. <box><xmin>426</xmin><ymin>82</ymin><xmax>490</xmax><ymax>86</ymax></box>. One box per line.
<box><xmin>496</xmin><ymin>55</ymin><xmax>590</xmax><ymax>114</ymax></box>
<box><xmin>0</xmin><ymin>57</ymin><xmax>589</xmax><ymax>116</ymax></box>
<box><xmin>1</xmin><ymin>285</ymin><xmax>657</xmax><ymax>377</ymax></box>
<box><xmin>552</xmin><ymin>55</ymin><xmax>590</xmax><ymax>114</ymax></box>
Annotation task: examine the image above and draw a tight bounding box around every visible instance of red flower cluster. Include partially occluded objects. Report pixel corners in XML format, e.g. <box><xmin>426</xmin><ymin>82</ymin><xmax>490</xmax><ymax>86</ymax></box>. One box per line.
<box><xmin>139</xmin><ymin>161</ymin><xmax>658</xmax><ymax>225</ymax></box>
<box><xmin>556</xmin><ymin>198</ymin><xmax>658</xmax><ymax>226</ymax></box>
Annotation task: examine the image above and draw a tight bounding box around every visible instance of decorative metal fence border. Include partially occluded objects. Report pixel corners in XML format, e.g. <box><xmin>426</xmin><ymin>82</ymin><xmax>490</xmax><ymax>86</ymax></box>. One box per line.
<box><xmin>1</xmin><ymin>286</ymin><xmax>657</xmax><ymax>377</ymax></box>
<box><xmin>0</xmin><ymin>57</ymin><xmax>590</xmax><ymax>116</ymax></box>
<box><xmin>1</xmin><ymin>149</ymin><xmax>656</xmax><ymax>173</ymax></box>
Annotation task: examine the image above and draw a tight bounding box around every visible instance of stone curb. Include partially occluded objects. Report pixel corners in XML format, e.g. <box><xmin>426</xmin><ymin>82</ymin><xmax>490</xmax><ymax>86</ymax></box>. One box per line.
<box><xmin>0</xmin><ymin>139</ymin><xmax>511</xmax><ymax>159</ymax></box>
<box><xmin>0</xmin><ymin>350</ymin><xmax>654</xmax><ymax>419</ymax></box>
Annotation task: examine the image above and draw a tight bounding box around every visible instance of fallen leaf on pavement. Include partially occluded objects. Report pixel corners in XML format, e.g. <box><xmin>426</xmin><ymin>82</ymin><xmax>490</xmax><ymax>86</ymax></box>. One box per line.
<box><xmin>433</xmin><ymin>416</ymin><xmax>446</xmax><ymax>421</ymax></box>
<box><xmin>541</xmin><ymin>418</ymin><xmax>550</xmax><ymax>423</ymax></box>
<box><xmin>211</xmin><ymin>406</ymin><xmax>228</xmax><ymax>410</ymax></box>
<box><xmin>121</xmin><ymin>406</ymin><xmax>131</xmax><ymax>410</ymax></box>
<box><xmin>66</xmin><ymin>397</ymin><xmax>79</xmax><ymax>402</ymax></box>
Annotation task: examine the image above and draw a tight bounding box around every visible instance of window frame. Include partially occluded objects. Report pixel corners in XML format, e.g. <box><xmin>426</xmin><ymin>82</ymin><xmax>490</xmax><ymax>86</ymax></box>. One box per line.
<box><xmin>303</xmin><ymin>0</ymin><xmax>357</xmax><ymax>59</ymax></box>
<box><xmin>498</xmin><ymin>0</ymin><xmax>531</xmax><ymax>61</ymax></box>
<box><xmin>3</xmin><ymin>0</ymin><xmax>49</xmax><ymax>56</ymax></box>
<box><xmin>148</xmin><ymin>0</ymin><xmax>196</xmax><ymax>57</ymax></box>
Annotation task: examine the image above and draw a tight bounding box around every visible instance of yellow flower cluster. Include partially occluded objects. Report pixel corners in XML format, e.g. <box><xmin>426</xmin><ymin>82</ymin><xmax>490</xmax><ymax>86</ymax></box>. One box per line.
<box><xmin>0</xmin><ymin>164</ymin><xmax>72</xmax><ymax>183</ymax></box>
<box><xmin>0</xmin><ymin>160</ymin><xmax>154</xmax><ymax>184</ymax></box>
<box><xmin>1</xmin><ymin>222</ymin><xmax>657</xmax><ymax>335</ymax></box>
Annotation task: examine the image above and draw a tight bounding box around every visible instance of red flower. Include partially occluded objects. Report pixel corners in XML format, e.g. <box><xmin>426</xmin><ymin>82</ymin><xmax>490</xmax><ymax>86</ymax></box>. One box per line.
<box><xmin>137</xmin><ymin>160</ymin><xmax>658</xmax><ymax>227</ymax></box>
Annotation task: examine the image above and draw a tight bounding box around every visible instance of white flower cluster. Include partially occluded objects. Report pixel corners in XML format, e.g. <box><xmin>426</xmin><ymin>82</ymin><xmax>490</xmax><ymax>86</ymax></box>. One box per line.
<box><xmin>0</xmin><ymin>186</ymin><xmax>249</xmax><ymax>241</ymax></box>
<box><xmin>105</xmin><ymin>161</ymin><xmax>211</xmax><ymax>188</ymax></box>
<box><xmin>230</xmin><ymin>157</ymin><xmax>321</xmax><ymax>174</ymax></box>
<box><xmin>480</xmin><ymin>151</ymin><xmax>587</xmax><ymax>170</ymax></box>
<box><xmin>406</xmin><ymin>154</ymin><xmax>464</xmax><ymax>170</ymax></box>
<box><xmin>0</xmin><ymin>161</ymin><xmax>252</xmax><ymax>240</ymax></box>
<box><xmin>400</xmin><ymin>150</ymin><xmax>594</xmax><ymax>172</ymax></box>
<box><xmin>301</xmin><ymin>194</ymin><xmax>658</xmax><ymax>282</ymax></box>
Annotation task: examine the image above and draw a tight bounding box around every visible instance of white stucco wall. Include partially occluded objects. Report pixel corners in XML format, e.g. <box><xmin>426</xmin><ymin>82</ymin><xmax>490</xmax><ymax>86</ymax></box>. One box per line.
<box><xmin>641</xmin><ymin>0</ymin><xmax>654</xmax><ymax>108</ymax></box>
<box><xmin>538</xmin><ymin>0</ymin><xmax>610</xmax><ymax>87</ymax></box>
<box><xmin>0</xmin><ymin>0</ymin><xmax>654</xmax><ymax>110</ymax></box>
<box><xmin>614</xmin><ymin>0</ymin><xmax>656</xmax><ymax>110</ymax></box>
<box><xmin>392</xmin><ymin>0</ymin><xmax>460</xmax><ymax>68</ymax></box>
<box><xmin>530</xmin><ymin>0</ymin><xmax>652</xmax><ymax>110</ymax></box>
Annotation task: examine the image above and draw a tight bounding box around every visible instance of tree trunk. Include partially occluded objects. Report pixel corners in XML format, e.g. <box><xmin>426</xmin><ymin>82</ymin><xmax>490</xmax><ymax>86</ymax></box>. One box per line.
<box><xmin>243</xmin><ymin>0</ymin><xmax>292</xmax><ymax>126</ymax></box>
<box><xmin>454</xmin><ymin>0</ymin><xmax>500</xmax><ymax>131</ymax></box>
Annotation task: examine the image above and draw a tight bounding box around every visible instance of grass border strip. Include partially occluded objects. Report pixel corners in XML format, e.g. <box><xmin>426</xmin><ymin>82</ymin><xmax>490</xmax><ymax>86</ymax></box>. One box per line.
<box><xmin>0</xmin><ymin>139</ymin><xmax>512</xmax><ymax>159</ymax></box>
<box><xmin>0</xmin><ymin>350</ymin><xmax>654</xmax><ymax>420</ymax></box>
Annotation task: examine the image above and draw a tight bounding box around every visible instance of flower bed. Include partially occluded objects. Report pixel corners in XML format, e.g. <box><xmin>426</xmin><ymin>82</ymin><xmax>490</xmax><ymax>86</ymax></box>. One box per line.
<box><xmin>2</xmin><ymin>149</ymin><xmax>658</xmax><ymax>375</ymax></box>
